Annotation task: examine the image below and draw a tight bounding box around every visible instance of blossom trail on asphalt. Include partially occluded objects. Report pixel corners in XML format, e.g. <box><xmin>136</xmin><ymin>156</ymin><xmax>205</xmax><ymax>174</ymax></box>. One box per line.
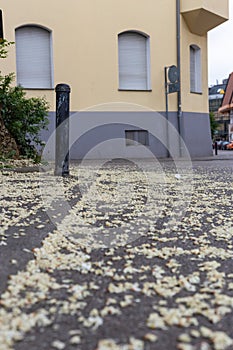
<box><xmin>0</xmin><ymin>160</ymin><xmax>233</xmax><ymax>350</ymax></box>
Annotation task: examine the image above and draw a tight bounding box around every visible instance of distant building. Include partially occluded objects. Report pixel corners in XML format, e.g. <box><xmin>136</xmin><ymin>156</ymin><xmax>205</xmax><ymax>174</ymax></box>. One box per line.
<box><xmin>209</xmin><ymin>79</ymin><xmax>228</xmax><ymax>139</ymax></box>
<box><xmin>218</xmin><ymin>73</ymin><xmax>233</xmax><ymax>141</ymax></box>
<box><xmin>1</xmin><ymin>0</ymin><xmax>229</xmax><ymax>158</ymax></box>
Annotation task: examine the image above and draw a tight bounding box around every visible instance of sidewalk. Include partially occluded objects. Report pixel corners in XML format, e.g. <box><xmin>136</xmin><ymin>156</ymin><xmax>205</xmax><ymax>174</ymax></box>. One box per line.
<box><xmin>193</xmin><ymin>149</ymin><xmax>233</xmax><ymax>161</ymax></box>
<box><xmin>1</xmin><ymin>149</ymin><xmax>232</xmax><ymax>174</ymax></box>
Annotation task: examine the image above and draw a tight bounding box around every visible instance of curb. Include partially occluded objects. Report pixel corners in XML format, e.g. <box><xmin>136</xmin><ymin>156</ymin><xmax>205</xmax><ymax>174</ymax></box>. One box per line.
<box><xmin>0</xmin><ymin>155</ymin><xmax>233</xmax><ymax>173</ymax></box>
<box><xmin>0</xmin><ymin>166</ymin><xmax>40</xmax><ymax>173</ymax></box>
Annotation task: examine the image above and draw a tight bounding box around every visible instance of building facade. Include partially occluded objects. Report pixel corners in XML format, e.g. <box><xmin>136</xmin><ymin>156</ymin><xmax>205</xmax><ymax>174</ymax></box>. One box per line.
<box><xmin>209</xmin><ymin>79</ymin><xmax>228</xmax><ymax>140</ymax></box>
<box><xmin>218</xmin><ymin>72</ymin><xmax>233</xmax><ymax>141</ymax></box>
<box><xmin>1</xmin><ymin>0</ymin><xmax>229</xmax><ymax>159</ymax></box>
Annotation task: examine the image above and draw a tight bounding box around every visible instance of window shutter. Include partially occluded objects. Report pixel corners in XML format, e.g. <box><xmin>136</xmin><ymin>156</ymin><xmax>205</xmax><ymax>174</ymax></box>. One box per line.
<box><xmin>119</xmin><ymin>32</ymin><xmax>149</xmax><ymax>90</ymax></box>
<box><xmin>125</xmin><ymin>130</ymin><xmax>149</xmax><ymax>146</ymax></box>
<box><xmin>15</xmin><ymin>26</ymin><xmax>52</xmax><ymax>89</ymax></box>
<box><xmin>138</xmin><ymin>130</ymin><xmax>149</xmax><ymax>145</ymax></box>
<box><xmin>195</xmin><ymin>48</ymin><xmax>202</xmax><ymax>93</ymax></box>
<box><xmin>125</xmin><ymin>130</ymin><xmax>135</xmax><ymax>145</ymax></box>
<box><xmin>190</xmin><ymin>46</ymin><xmax>196</xmax><ymax>92</ymax></box>
<box><xmin>190</xmin><ymin>45</ymin><xmax>202</xmax><ymax>93</ymax></box>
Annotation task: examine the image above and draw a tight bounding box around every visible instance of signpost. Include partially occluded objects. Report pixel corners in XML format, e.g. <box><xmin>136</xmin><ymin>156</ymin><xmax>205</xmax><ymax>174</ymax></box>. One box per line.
<box><xmin>164</xmin><ymin>65</ymin><xmax>180</xmax><ymax>157</ymax></box>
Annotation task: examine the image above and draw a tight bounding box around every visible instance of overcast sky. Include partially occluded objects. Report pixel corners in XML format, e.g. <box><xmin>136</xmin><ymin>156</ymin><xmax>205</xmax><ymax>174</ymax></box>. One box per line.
<box><xmin>208</xmin><ymin>2</ymin><xmax>233</xmax><ymax>86</ymax></box>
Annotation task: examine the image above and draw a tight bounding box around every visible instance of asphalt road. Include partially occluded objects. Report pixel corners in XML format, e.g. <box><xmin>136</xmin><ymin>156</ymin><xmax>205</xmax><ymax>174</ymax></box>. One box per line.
<box><xmin>1</xmin><ymin>154</ymin><xmax>233</xmax><ymax>350</ymax></box>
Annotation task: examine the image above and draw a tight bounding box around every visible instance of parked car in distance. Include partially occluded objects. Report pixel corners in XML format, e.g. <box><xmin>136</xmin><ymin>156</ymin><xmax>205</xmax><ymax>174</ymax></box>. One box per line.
<box><xmin>216</xmin><ymin>140</ymin><xmax>223</xmax><ymax>149</ymax></box>
<box><xmin>221</xmin><ymin>141</ymin><xmax>230</xmax><ymax>150</ymax></box>
<box><xmin>213</xmin><ymin>140</ymin><xmax>229</xmax><ymax>150</ymax></box>
<box><xmin>226</xmin><ymin>141</ymin><xmax>233</xmax><ymax>150</ymax></box>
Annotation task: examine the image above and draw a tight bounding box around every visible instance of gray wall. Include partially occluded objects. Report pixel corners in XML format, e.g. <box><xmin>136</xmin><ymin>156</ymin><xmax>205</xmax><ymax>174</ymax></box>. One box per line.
<box><xmin>181</xmin><ymin>112</ymin><xmax>213</xmax><ymax>157</ymax></box>
<box><xmin>40</xmin><ymin>111</ymin><xmax>212</xmax><ymax>160</ymax></box>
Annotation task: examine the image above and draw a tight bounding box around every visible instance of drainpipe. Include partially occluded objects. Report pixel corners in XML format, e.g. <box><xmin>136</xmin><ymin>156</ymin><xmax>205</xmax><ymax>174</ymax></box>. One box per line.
<box><xmin>176</xmin><ymin>0</ymin><xmax>182</xmax><ymax>156</ymax></box>
<box><xmin>0</xmin><ymin>10</ymin><xmax>3</xmax><ymax>40</ymax></box>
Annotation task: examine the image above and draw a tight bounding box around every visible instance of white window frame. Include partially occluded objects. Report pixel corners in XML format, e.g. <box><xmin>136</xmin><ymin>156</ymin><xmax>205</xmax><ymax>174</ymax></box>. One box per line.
<box><xmin>15</xmin><ymin>24</ymin><xmax>54</xmax><ymax>89</ymax></box>
<box><xmin>190</xmin><ymin>44</ymin><xmax>202</xmax><ymax>93</ymax></box>
<box><xmin>118</xmin><ymin>31</ymin><xmax>151</xmax><ymax>91</ymax></box>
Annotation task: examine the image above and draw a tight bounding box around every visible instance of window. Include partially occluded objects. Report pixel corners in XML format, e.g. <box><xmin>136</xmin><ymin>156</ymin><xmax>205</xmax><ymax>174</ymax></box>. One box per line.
<box><xmin>15</xmin><ymin>25</ymin><xmax>53</xmax><ymax>89</ymax></box>
<box><xmin>190</xmin><ymin>45</ymin><xmax>202</xmax><ymax>93</ymax></box>
<box><xmin>118</xmin><ymin>31</ymin><xmax>151</xmax><ymax>90</ymax></box>
<box><xmin>209</xmin><ymin>98</ymin><xmax>223</xmax><ymax>112</ymax></box>
<box><xmin>125</xmin><ymin>130</ymin><xmax>149</xmax><ymax>146</ymax></box>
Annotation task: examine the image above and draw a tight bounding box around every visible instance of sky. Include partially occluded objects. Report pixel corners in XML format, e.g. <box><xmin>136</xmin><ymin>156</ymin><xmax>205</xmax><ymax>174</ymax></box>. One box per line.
<box><xmin>208</xmin><ymin>1</ymin><xmax>233</xmax><ymax>86</ymax></box>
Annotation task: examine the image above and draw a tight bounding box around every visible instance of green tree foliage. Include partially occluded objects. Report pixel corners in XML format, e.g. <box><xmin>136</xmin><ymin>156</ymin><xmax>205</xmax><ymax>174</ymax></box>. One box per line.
<box><xmin>0</xmin><ymin>39</ymin><xmax>49</xmax><ymax>159</ymax></box>
<box><xmin>209</xmin><ymin>112</ymin><xmax>218</xmax><ymax>139</ymax></box>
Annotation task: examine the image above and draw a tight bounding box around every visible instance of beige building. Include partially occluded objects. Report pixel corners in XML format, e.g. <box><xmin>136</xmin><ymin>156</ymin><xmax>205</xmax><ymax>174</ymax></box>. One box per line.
<box><xmin>1</xmin><ymin>0</ymin><xmax>229</xmax><ymax>158</ymax></box>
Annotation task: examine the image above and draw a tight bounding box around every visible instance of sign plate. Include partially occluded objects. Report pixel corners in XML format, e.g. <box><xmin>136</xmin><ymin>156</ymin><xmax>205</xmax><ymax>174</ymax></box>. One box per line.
<box><xmin>168</xmin><ymin>82</ymin><xmax>180</xmax><ymax>94</ymax></box>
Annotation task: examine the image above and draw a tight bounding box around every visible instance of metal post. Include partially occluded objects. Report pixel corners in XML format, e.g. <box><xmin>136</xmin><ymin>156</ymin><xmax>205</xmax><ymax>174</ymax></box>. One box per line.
<box><xmin>164</xmin><ymin>67</ymin><xmax>170</xmax><ymax>158</ymax></box>
<box><xmin>176</xmin><ymin>0</ymin><xmax>182</xmax><ymax>157</ymax></box>
<box><xmin>215</xmin><ymin>141</ymin><xmax>218</xmax><ymax>156</ymax></box>
<box><xmin>55</xmin><ymin>84</ymin><xmax>71</xmax><ymax>176</ymax></box>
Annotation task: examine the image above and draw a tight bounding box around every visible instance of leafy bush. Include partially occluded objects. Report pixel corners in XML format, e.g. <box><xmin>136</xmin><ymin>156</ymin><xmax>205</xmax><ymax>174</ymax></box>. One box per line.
<box><xmin>0</xmin><ymin>39</ymin><xmax>14</xmax><ymax>58</ymax></box>
<box><xmin>0</xmin><ymin>39</ymin><xmax>50</xmax><ymax>160</ymax></box>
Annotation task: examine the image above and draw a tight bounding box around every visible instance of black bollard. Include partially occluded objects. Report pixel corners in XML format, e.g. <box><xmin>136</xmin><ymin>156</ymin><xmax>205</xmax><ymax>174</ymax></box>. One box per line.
<box><xmin>214</xmin><ymin>141</ymin><xmax>218</xmax><ymax>156</ymax></box>
<box><xmin>55</xmin><ymin>84</ymin><xmax>71</xmax><ymax>176</ymax></box>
